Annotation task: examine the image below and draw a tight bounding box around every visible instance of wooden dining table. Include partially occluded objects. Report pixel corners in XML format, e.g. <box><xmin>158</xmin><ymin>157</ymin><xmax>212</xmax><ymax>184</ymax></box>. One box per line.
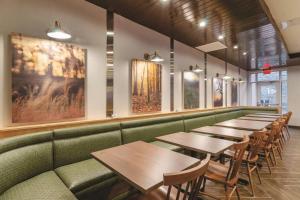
<box><xmin>246</xmin><ymin>114</ymin><xmax>280</xmax><ymax>119</ymax></box>
<box><xmin>215</xmin><ymin>119</ymin><xmax>271</xmax><ymax>131</ymax></box>
<box><xmin>239</xmin><ymin>116</ymin><xmax>276</xmax><ymax>122</ymax></box>
<box><xmin>156</xmin><ymin>132</ymin><xmax>235</xmax><ymax>156</ymax></box>
<box><xmin>191</xmin><ymin>126</ymin><xmax>253</xmax><ymax>140</ymax></box>
<box><xmin>91</xmin><ymin>141</ymin><xmax>200</xmax><ymax>194</ymax></box>
<box><xmin>253</xmin><ymin>112</ymin><xmax>282</xmax><ymax>116</ymax></box>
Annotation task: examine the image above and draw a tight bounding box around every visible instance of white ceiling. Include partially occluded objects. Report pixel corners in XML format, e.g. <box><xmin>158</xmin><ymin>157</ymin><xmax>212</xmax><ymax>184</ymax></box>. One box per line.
<box><xmin>265</xmin><ymin>0</ymin><xmax>300</xmax><ymax>53</ymax></box>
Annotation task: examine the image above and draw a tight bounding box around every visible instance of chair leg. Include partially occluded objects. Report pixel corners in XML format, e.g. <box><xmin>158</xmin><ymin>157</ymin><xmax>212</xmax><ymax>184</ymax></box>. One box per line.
<box><xmin>255</xmin><ymin>163</ymin><xmax>262</xmax><ymax>184</ymax></box>
<box><xmin>277</xmin><ymin>146</ymin><xmax>283</xmax><ymax>160</ymax></box>
<box><xmin>265</xmin><ymin>151</ymin><xmax>272</xmax><ymax>174</ymax></box>
<box><xmin>271</xmin><ymin>148</ymin><xmax>277</xmax><ymax>165</ymax></box>
<box><xmin>285</xmin><ymin>125</ymin><xmax>291</xmax><ymax>139</ymax></box>
<box><xmin>235</xmin><ymin>186</ymin><xmax>241</xmax><ymax>200</ymax></box>
<box><xmin>200</xmin><ymin>177</ymin><xmax>206</xmax><ymax>192</ymax></box>
<box><xmin>247</xmin><ymin>163</ymin><xmax>255</xmax><ymax>196</ymax></box>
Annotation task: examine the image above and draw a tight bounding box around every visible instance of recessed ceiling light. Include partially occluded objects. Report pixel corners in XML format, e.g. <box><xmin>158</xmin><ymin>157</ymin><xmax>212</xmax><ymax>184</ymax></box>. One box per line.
<box><xmin>218</xmin><ymin>34</ymin><xmax>224</xmax><ymax>40</ymax></box>
<box><xmin>199</xmin><ymin>20</ymin><xmax>207</xmax><ymax>28</ymax></box>
<box><xmin>106</xmin><ymin>51</ymin><xmax>114</xmax><ymax>54</ymax></box>
<box><xmin>243</xmin><ymin>52</ymin><xmax>247</xmax><ymax>55</ymax></box>
<box><xmin>233</xmin><ymin>45</ymin><xmax>238</xmax><ymax>49</ymax></box>
<box><xmin>161</xmin><ymin>0</ymin><xmax>169</xmax><ymax>2</ymax></box>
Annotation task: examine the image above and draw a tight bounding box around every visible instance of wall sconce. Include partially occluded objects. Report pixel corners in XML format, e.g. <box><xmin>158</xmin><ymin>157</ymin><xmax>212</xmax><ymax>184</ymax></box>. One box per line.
<box><xmin>144</xmin><ymin>51</ymin><xmax>164</xmax><ymax>62</ymax></box>
<box><xmin>216</xmin><ymin>73</ymin><xmax>231</xmax><ymax>80</ymax></box>
<box><xmin>47</xmin><ymin>20</ymin><xmax>71</xmax><ymax>40</ymax></box>
<box><xmin>189</xmin><ymin>64</ymin><xmax>203</xmax><ymax>73</ymax></box>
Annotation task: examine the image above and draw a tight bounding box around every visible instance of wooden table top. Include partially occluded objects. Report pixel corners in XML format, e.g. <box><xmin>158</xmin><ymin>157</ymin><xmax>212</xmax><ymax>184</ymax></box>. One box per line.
<box><xmin>156</xmin><ymin>132</ymin><xmax>235</xmax><ymax>156</ymax></box>
<box><xmin>191</xmin><ymin>126</ymin><xmax>253</xmax><ymax>140</ymax></box>
<box><xmin>91</xmin><ymin>141</ymin><xmax>200</xmax><ymax>194</ymax></box>
<box><xmin>215</xmin><ymin>119</ymin><xmax>271</xmax><ymax>131</ymax></box>
<box><xmin>239</xmin><ymin>116</ymin><xmax>276</xmax><ymax>122</ymax></box>
<box><xmin>246</xmin><ymin>114</ymin><xmax>279</xmax><ymax>119</ymax></box>
<box><xmin>253</xmin><ymin>112</ymin><xmax>282</xmax><ymax>116</ymax></box>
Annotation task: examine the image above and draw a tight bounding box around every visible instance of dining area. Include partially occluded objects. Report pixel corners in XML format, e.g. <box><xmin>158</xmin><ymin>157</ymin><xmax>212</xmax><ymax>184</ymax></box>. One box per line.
<box><xmin>90</xmin><ymin>111</ymin><xmax>293</xmax><ymax>200</ymax></box>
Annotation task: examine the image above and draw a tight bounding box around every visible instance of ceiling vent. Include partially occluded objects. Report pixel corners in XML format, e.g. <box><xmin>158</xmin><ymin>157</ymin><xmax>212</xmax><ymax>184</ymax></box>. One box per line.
<box><xmin>196</xmin><ymin>41</ymin><xmax>227</xmax><ymax>52</ymax></box>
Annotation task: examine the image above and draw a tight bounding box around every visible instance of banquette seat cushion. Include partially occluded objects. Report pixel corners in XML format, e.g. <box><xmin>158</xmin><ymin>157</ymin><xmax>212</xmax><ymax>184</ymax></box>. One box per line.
<box><xmin>0</xmin><ymin>131</ymin><xmax>77</xmax><ymax>200</ymax></box>
<box><xmin>53</xmin><ymin>123</ymin><xmax>122</xmax><ymax>198</ymax></box>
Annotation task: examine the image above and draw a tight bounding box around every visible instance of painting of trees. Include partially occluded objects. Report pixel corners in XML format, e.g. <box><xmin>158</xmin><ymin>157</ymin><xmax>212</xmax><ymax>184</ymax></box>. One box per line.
<box><xmin>11</xmin><ymin>34</ymin><xmax>85</xmax><ymax>123</ymax></box>
<box><xmin>183</xmin><ymin>71</ymin><xmax>199</xmax><ymax>109</ymax></box>
<box><xmin>131</xmin><ymin>59</ymin><xmax>161</xmax><ymax>113</ymax></box>
<box><xmin>213</xmin><ymin>77</ymin><xmax>223</xmax><ymax>107</ymax></box>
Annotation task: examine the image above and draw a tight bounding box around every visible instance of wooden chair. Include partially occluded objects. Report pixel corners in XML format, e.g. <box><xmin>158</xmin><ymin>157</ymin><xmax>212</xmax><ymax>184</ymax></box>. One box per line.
<box><xmin>200</xmin><ymin>136</ymin><xmax>250</xmax><ymax>200</ymax></box>
<box><xmin>129</xmin><ymin>154</ymin><xmax>210</xmax><ymax>200</ymax></box>
<box><xmin>224</xmin><ymin>131</ymin><xmax>265</xmax><ymax>196</ymax></box>
<box><xmin>260</xmin><ymin>122</ymin><xmax>278</xmax><ymax>173</ymax></box>
<box><xmin>282</xmin><ymin>112</ymin><xmax>292</xmax><ymax>140</ymax></box>
<box><xmin>271</xmin><ymin>119</ymin><xmax>285</xmax><ymax>164</ymax></box>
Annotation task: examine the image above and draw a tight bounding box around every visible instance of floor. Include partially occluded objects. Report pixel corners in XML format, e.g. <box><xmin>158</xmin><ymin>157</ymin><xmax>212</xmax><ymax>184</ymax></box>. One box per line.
<box><xmin>202</xmin><ymin>127</ymin><xmax>300</xmax><ymax>200</ymax></box>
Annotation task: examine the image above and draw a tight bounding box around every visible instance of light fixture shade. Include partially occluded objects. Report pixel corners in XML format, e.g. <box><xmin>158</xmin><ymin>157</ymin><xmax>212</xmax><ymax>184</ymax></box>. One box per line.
<box><xmin>150</xmin><ymin>51</ymin><xmax>164</xmax><ymax>62</ymax></box>
<box><xmin>193</xmin><ymin>64</ymin><xmax>203</xmax><ymax>73</ymax></box>
<box><xmin>47</xmin><ymin>21</ymin><xmax>71</xmax><ymax>40</ymax></box>
<box><xmin>239</xmin><ymin>78</ymin><xmax>245</xmax><ymax>83</ymax></box>
<box><xmin>223</xmin><ymin>75</ymin><xmax>231</xmax><ymax>80</ymax></box>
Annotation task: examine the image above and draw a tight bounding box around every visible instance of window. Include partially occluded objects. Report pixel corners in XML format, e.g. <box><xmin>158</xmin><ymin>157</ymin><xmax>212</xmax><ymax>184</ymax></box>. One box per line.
<box><xmin>249</xmin><ymin>70</ymin><xmax>288</xmax><ymax>112</ymax></box>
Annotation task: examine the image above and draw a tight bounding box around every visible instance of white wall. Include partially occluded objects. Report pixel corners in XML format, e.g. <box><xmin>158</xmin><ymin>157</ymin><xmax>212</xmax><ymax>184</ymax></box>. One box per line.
<box><xmin>114</xmin><ymin>14</ymin><xmax>170</xmax><ymax>117</ymax></box>
<box><xmin>288</xmin><ymin>66</ymin><xmax>300</xmax><ymax>126</ymax></box>
<box><xmin>0</xmin><ymin>0</ymin><xmax>107</xmax><ymax>127</ymax></box>
<box><xmin>0</xmin><ymin>0</ymin><xmax>248</xmax><ymax>129</ymax></box>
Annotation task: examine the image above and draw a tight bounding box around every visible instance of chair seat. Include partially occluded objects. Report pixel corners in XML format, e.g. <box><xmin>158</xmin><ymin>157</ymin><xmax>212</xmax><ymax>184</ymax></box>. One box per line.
<box><xmin>205</xmin><ymin>161</ymin><xmax>229</xmax><ymax>184</ymax></box>
<box><xmin>150</xmin><ymin>141</ymin><xmax>182</xmax><ymax>152</ymax></box>
<box><xmin>128</xmin><ymin>186</ymin><xmax>187</xmax><ymax>200</ymax></box>
<box><xmin>224</xmin><ymin>150</ymin><xmax>259</xmax><ymax>163</ymax></box>
<box><xmin>55</xmin><ymin>159</ymin><xmax>115</xmax><ymax>193</ymax></box>
<box><xmin>0</xmin><ymin>171</ymin><xmax>77</xmax><ymax>200</ymax></box>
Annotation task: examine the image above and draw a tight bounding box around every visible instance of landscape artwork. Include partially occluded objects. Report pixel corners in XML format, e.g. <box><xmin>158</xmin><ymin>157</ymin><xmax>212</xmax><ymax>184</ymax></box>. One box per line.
<box><xmin>231</xmin><ymin>81</ymin><xmax>238</xmax><ymax>106</ymax></box>
<box><xmin>11</xmin><ymin>34</ymin><xmax>86</xmax><ymax>123</ymax></box>
<box><xmin>131</xmin><ymin>59</ymin><xmax>161</xmax><ymax>113</ymax></box>
<box><xmin>183</xmin><ymin>71</ymin><xmax>199</xmax><ymax>109</ymax></box>
<box><xmin>213</xmin><ymin>77</ymin><xmax>223</xmax><ymax>107</ymax></box>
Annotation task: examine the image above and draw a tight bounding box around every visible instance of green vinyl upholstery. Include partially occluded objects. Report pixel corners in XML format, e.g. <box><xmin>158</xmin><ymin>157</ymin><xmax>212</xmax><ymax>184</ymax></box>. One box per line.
<box><xmin>53</xmin><ymin>123</ymin><xmax>122</xmax><ymax>168</ymax></box>
<box><xmin>241</xmin><ymin>107</ymin><xmax>278</xmax><ymax>115</ymax></box>
<box><xmin>55</xmin><ymin>159</ymin><xmax>115</xmax><ymax>193</ymax></box>
<box><xmin>0</xmin><ymin>131</ymin><xmax>53</xmax><ymax>195</ymax></box>
<box><xmin>121</xmin><ymin>115</ymin><xmax>184</xmax><ymax>144</ymax></box>
<box><xmin>214</xmin><ymin>108</ymin><xmax>242</xmax><ymax>123</ymax></box>
<box><xmin>183</xmin><ymin>111</ymin><xmax>216</xmax><ymax>131</ymax></box>
<box><xmin>0</xmin><ymin>171</ymin><xmax>77</xmax><ymax>200</ymax></box>
<box><xmin>53</xmin><ymin>123</ymin><xmax>122</xmax><ymax>197</ymax></box>
<box><xmin>150</xmin><ymin>141</ymin><xmax>182</xmax><ymax>151</ymax></box>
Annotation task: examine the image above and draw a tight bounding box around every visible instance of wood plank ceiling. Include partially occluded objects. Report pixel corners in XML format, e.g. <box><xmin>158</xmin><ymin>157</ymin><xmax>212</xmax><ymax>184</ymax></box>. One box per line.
<box><xmin>87</xmin><ymin>0</ymin><xmax>288</xmax><ymax>70</ymax></box>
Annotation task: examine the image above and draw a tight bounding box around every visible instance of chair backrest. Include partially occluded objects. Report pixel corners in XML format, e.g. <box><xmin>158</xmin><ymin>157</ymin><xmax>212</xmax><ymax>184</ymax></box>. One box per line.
<box><xmin>163</xmin><ymin>154</ymin><xmax>211</xmax><ymax>200</ymax></box>
<box><xmin>265</xmin><ymin>122</ymin><xmax>279</xmax><ymax>146</ymax></box>
<box><xmin>247</xmin><ymin>131</ymin><xmax>266</xmax><ymax>161</ymax></box>
<box><xmin>226</xmin><ymin>136</ymin><xmax>250</xmax><ymax>186</ymax></box>
<box><xmin>286</xmin><ymin>112</ymin><xmax>292</xmax><ymax>124</ymax></box>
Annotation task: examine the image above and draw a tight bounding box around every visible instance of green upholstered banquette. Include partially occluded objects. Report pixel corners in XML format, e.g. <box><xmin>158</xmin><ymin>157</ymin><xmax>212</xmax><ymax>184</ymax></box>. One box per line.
<box><xmin>0</xmin><ymin>107</ymin><xmax>278</xmax><ymax>200</ymax></box>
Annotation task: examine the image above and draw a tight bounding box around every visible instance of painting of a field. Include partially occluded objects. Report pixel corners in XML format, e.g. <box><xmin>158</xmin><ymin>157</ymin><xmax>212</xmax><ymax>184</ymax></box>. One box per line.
<box><xmin>183</xmin><ymin>71</ymin><xmax>199</xmax><ymax>109</ymax></box>
<box><xmin>11</xmin><ymin>34</ymin><xmax>85</xmax><ymax>123</ymax></box>
<box><xmin>231</xmin><ymin>81</ymin><xmax>238</xmax><ymax>106</ymax></box>
<box><xmin>213</xmin><ymin>77</ymin><xmax>223</xmax><ymax>107</ymax></box>
<box><xmin>131</xmin><ymin>59</ymin><xmax>161</xmax><ymax>113</ymax></box>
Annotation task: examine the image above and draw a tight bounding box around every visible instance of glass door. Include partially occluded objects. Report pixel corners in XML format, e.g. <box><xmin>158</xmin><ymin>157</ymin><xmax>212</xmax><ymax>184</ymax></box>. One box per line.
<box><xmin>257</xmin><ymin>82</ymin><xmax>281</xmax><ymax>107</ymax></box>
